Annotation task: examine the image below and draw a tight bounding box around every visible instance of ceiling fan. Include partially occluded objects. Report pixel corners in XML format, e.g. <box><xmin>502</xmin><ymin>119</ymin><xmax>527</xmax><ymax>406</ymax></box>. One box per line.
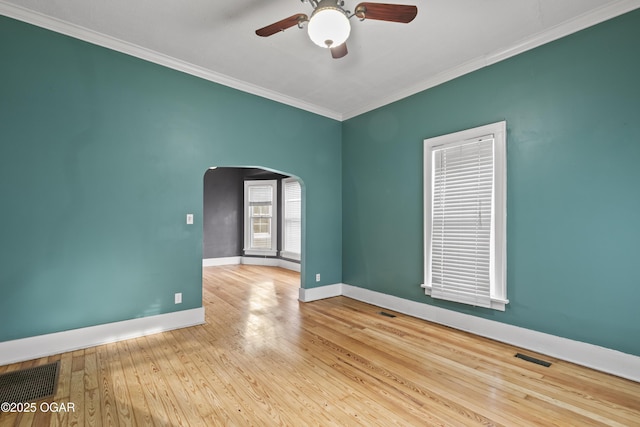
<box><xmin>255</xmin><ymin>1</ymin><xmax>418</xmax><ymax>59</ymax></box>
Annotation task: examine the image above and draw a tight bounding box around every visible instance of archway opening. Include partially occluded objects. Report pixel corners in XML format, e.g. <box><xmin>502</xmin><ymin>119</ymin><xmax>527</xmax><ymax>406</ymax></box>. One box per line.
<box><xmin>201</xmin><ymin>166</ymin><xmax>304</xmax><ymax>290</ymax></box>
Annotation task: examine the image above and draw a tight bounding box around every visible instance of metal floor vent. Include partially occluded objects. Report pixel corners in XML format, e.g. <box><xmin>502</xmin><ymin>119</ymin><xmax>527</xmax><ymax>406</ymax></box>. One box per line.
<box><xmin>515</xmin><ymin>353</ymin><xmax>552</xmax><ymax>367</ymax></box>
<box><xmin>379</xmin><ymin>311</ymin><xmax>397</xmax><ymax>318</ymax></box>
<box><xmin>0</xmin><ymin>362</ymin><xmax>60</xmax><ymax>403</ymax></box>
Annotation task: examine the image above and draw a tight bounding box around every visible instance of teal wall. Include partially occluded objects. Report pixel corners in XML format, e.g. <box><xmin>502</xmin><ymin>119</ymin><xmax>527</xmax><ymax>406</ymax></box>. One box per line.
<box><xmin>2</xmin><ymin>9</ymin><xmax>639</xmax><ymax>357</ymax></box>
<box><xmin>342</xmin><ymin>10</ymin><xmax>640</xmax><ymax>356</ymax></box>
<box><xmin>0</xmin><ymin>16</ymin><xmax>342</xmax><ymax>342</ymax></box>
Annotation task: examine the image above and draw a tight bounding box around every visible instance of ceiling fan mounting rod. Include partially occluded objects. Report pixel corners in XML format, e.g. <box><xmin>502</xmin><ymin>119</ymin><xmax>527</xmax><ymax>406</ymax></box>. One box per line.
<box><xmin>303</xmin><ymin>0</ymin><xmax>320</xmax><ymax>9</ymax></box>
<box><xmin>305</xmin><ymin>0</ymin><xmax>348</xmax><ymax>12</ymax></box>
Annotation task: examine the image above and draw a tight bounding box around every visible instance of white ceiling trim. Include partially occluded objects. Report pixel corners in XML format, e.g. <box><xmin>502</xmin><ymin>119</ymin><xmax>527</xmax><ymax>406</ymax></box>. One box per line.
<box><xmin>0</xmin><ymin>1</ymin><xmax>343</xmax><ymax>121</ymax></box>
<box><xmin>2</xmin><ymin>0</ymin><xmax>639</xmax><ymax>122</ymax></box>
<box><xmin>341</xmin><ymin>0</ymin><xmax>640</xmax><ymax>120</ymax></box>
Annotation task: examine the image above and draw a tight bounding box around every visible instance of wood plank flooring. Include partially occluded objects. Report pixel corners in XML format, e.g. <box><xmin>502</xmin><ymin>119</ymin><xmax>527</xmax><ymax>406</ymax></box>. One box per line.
<box><xmin>1</xmin><ymin>265</ymin><xmax>639</xmax><ymax>426</ymax></box>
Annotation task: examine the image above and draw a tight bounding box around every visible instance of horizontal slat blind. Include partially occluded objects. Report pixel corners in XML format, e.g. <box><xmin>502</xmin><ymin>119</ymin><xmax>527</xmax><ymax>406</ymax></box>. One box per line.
<box><xmin>248</xmin><ymin>183</ymin><xmax>273</xmax><ymax>250</ymax></box>
<box><xmin>283</xmin><ymin>180</ymin><xmax>301</xmax><ymax>255</ymax></box>
<box><xmin>430</xmin><ymin>136</ymin><xmax>494</xmax><ymax>308</ymax></box>
<box><xmin>248</xmin><ymin>185</ymin><xmax>273</xmax><ymax>205</ymax></box>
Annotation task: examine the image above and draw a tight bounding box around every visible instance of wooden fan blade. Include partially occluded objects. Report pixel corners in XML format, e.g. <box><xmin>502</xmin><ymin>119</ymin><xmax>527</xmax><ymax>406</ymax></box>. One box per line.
<box><xmin>354</xmin><ymin>3</ymin><xmax>417</xmax><ymax>23</ymax></box>
<box><xmin>255</xmin><ymin>13</ymin><xmax>308</xmax><ymax>37</ymax></box>
<box><xmin>331</xmin><ymin>43</ymin><xmax>348</xmax><ymax>59</ymax></box>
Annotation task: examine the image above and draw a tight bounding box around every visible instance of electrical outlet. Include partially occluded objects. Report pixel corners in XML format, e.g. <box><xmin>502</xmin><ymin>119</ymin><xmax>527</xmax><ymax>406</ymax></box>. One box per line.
<box><xmin>315</xmin><ymin>273</ymin><xmax>321</xmax><ymax>282</ymax></box>
<box><xmin>175</xmin><ymin>293</ymin><xmax>182</xmax><ymax>304</ymax></box>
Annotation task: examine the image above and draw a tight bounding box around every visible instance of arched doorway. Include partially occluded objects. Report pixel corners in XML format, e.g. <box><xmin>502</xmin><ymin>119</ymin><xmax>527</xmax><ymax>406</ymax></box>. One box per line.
<box><xmin>201</xmin><ymin>166</ymin><xmax>304</xmax><ymax>287</ymax></box>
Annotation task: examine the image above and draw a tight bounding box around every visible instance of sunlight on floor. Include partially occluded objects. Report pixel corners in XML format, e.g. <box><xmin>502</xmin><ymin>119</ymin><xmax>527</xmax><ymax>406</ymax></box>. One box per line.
<box><xmin>244</xmin><ymin>280</ymin><xmax>280</xmax><ymax>352</ymax></box>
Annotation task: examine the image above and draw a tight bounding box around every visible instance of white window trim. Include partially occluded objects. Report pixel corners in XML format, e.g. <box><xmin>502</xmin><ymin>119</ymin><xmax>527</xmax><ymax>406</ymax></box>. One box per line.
<box><xmin>422</xmin><ymin>121</ymin><xmax>508</xmax><ymax>311</ymax></box>
<box><xmin>244</xmin><ymin>180</ymin><xmax>278</xmax><ymax>257</ymax></box>
<box><xmin>280</xmin><ymin>177</ymin><xmax>302</xmax><ymax>261</ymax></box>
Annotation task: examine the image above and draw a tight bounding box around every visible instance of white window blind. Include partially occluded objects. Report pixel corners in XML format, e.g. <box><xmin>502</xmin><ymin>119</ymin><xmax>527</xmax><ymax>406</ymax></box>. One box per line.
<box><xmin>282</xmin><ymin>179</ymin><xmax>301</xmax><ymax>259</ymax></box>
<box><xmin>245</xmin><ymin>180</ymin><xmax>277</xmax><ymax>254</ymax></box>
<box><xmin>430</xmin><ymin>136</ymin><xmax>494</xmax><ymax>307</ymax></box>
<box><xmin>423</xmin><ymin>121</ymin><xmax>507</xmax><ymax>311</ymax></box>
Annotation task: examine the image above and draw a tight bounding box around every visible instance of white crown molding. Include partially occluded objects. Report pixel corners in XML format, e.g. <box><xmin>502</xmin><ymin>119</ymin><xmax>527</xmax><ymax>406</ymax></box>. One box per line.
<box><xmin>1</xmin><ymin>1</ymin><xmax>637</xmax><ymax>121</ymax></box>
<box><xmin>298</xmin><ymin>282</ymin><xmax>640</xmax><ymax>383</ymax></box>
<box><xmin>342</xmin><ymin>0</ymin><xmax>640</xmax><ymax>120</ymax></box>
<box><xmin>0</xmin><ymin>1</ymin><xmax>343</xmax><ymax>121</ymax></box>
<box><xmin>0</xmin><ymin>307</ymin><xmax>205</xmax><ymax>366</ymax></box>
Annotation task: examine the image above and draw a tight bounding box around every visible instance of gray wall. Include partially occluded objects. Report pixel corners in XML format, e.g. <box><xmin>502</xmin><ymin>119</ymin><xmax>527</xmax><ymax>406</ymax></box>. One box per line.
<box><xmin>202</xmin><ymin>168</ymin><xmax>244</xmax><ymax>258</ymax></box>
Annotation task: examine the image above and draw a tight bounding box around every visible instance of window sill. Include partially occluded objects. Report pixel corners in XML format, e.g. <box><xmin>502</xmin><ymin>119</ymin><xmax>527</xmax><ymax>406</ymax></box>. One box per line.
<box><xmin>244</xmin><ymin>249</ymin><xmax>277</xmax><ymax>257</ymax></box>
<box><xmin>421</xmin><ymin>284</ymin><xmax>509</xmax><ymax>311</ymax></box>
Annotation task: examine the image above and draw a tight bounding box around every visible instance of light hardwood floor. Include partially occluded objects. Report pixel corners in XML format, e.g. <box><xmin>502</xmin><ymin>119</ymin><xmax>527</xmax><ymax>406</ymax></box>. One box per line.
<box><xmin>1</xmin><ymin>265</ymin><xmax>639</xmax><ymax>426</ymax></box>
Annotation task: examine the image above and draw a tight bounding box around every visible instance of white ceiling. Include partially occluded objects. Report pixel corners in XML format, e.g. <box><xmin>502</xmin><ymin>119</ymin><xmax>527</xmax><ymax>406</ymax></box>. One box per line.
<box><xmin>1</xmin><ymin>0</ymin><xmax>638</xmax><ymax>120</ymax></box>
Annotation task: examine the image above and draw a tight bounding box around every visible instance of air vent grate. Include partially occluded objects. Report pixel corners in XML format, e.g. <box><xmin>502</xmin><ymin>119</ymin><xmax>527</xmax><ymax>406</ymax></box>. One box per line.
<box><xmin>515</xmin><ymin>353</ymin><xmax>551</xmax><ymax>367</ymax></box>
<box><xmin>0</xmin><ymin>361</ymin><xmax>60</xmax><ymax>403</ymax></box>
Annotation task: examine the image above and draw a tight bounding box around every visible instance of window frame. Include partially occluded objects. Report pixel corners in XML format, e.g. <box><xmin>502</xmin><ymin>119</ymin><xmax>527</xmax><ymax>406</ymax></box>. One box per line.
<box><xmin>280</xmin><ymin>177</ymin><xmax>302</xmax><ymax>261</ymax></box>
<box><xmin>244</xmin><ymin>179</ymin><xmax>278</xmax><ymax>257</ymax></box>
<box><xmin>422</xmin><ymin>121</ymin><xmax>508</xmax><ymax>311</ymax></box>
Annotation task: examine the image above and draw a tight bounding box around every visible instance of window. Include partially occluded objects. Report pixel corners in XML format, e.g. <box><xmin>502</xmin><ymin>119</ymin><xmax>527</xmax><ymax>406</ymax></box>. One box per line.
<box><xmin>281</xmin><ymin>178</ymin><xmax>302</xmax><ymax>260</ymax></box>
<box><xmin>422</xmin><ymin>121</ymin><xmax>508</xmax><ymax>311</ymax></box>
<box><xmin>244</xmin><ymin>180</ymin><xmax>277</xmax><ymax>256</ymax></box>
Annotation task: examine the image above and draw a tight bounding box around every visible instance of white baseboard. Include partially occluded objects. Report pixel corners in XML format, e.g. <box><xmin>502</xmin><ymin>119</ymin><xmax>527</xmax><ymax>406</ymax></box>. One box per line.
<box><xmin>299</xmin><ymin>283</ymin><xmax>344</xmax><ymax>302</ymax></box>
<box><xmin>0</xmin><ymin>307</ymin><xmax>205</xmax><ymax>366</ymax></box>
<box><xmin>273</xmin><ymin>258</ymin><xmax>301</xmax><ymax>272</ymax></box>
<box><xmin>202</xmin><ymin>256</ymin><xmax>242</xmax><ymax>267</ymax></box>
<box><xmin>300</xmin><ymin>283</ymin><xmax>640</xmax><ymax>383</ymax></box>
<box><xmin>203</xmin><ymin>256</ymin><xmax>301</xmax><ymax>272</ymax></box>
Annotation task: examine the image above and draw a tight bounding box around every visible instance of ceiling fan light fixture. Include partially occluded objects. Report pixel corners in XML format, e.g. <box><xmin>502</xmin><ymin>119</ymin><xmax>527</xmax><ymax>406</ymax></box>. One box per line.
<box><xmin>307</xmin><ymin>5</ymin><xmax>351</xmax><ymax>48</ymax></box>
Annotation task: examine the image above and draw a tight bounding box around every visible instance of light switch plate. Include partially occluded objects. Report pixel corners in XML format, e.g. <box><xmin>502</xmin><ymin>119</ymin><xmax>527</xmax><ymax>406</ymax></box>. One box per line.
<box><xmin>186</xmin><ymin>214</ymin><xmax>194</xmax><ymax>225</ymax></box>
